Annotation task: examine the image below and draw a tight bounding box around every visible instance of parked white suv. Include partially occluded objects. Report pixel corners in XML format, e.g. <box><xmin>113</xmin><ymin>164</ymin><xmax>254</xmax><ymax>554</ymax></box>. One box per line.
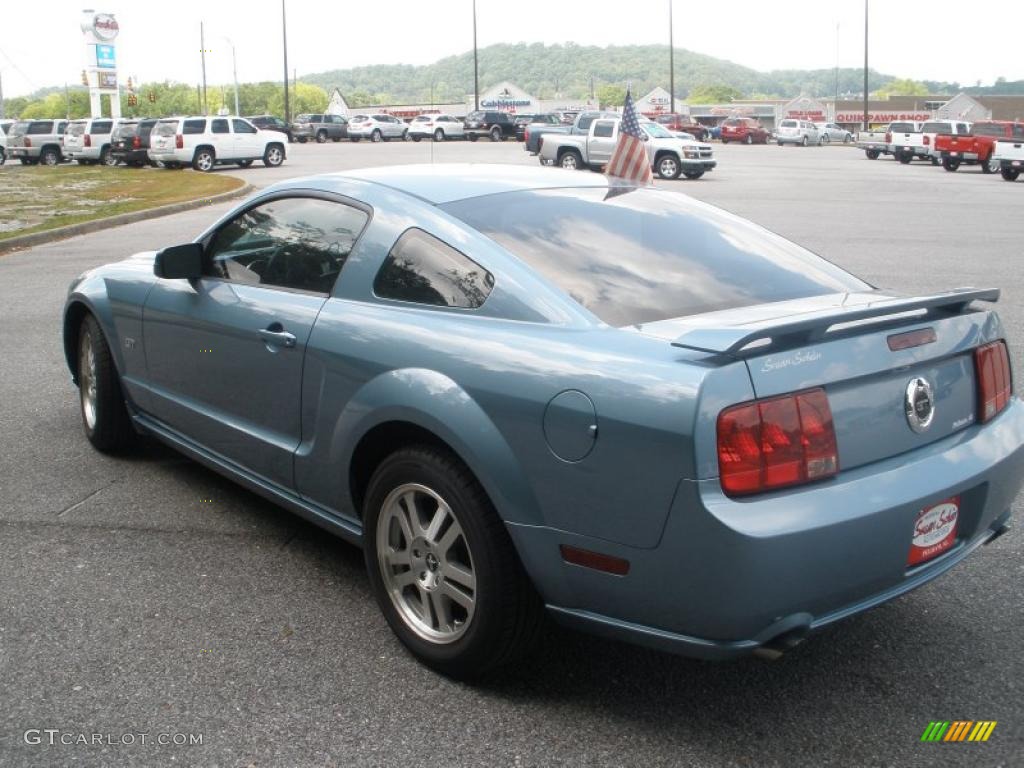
<box><xmin>776</xmin><ymin>119</ymin><xmax>822</xmax><ymax>146</ymax></box>
<box><xmin>148</xmin><ymin>115</ymin><xmax>286</xmax><ymax>171</ymax></box>
<box><xmin>347</xmin><ymin>114</ymin><xmax>408</xmax><ymax>142</ymax></box>
<box><xmin>407</xmin><ymin>114</ymin><xmax>465</xmax><ymax>142</ymax></box>
<box><xmin>63</xmin><ymin>117</ymin><xmax>121</xmax><ymax>166</ymax></box>
<box><xmin>0</xmin><ymin>127</ymin><xmax>6</xmax><ymax>166</ymax></box>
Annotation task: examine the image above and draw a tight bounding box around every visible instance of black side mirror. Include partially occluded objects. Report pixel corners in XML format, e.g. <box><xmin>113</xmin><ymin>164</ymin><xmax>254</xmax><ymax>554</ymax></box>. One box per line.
<box><xmin>154</xmin><ymin>243</ymin><xmax>203</xmax><ymax>280</ymax></box>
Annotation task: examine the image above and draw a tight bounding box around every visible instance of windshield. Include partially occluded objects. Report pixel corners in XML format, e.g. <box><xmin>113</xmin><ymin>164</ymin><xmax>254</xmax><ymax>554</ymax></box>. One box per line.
<box><xmin>154</xmin><ymin>120</ymin><xmax>178</xmax><ymax>136</ymax></box>
<box><xmin>443</xmin><ymin>188</ymin><xmax>868</xmax><ymax>327</ymax></box>
<box><xmin>641</xmin><ymin>122</ymin><xmax>674</xmax><ymax>139</ymax></box>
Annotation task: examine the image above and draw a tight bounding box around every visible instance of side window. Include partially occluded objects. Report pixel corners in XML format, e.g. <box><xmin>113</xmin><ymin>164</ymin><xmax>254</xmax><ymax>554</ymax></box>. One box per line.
<box><xmin>232</xmin><ymin>119</ymin><xmax>256</xmax><ymax>134</ymax></box>
<box><xmin>204</xmin><ymin>197</ymin><xmax>369</xmax><ymax>294</ymax></box>
<box><xmin>183</xmin><ymin>119</ymin><xmax>206</xmax><ymax>135</ymax></box>
<box><xmin>29</xmin><ymin>122</ymin><xmax>53</xmax><ymax>134</ymax></box>
<box><xmin>958</xmin><ymin>123</ymin><xmax>970</xmax><ymax>134</ymax></box>
<box><xmin>211</xmin><ymin>119</ymin><xmax>229</xmax><ymax>134</ymax></box>
<box><xmin>374</xmin><ymin>228</ymin><xmax>494</xmax><ymax>309</ymax></box>
<box><xmin>1013</xmin><ymin>124</ymin><xmax>1024</xmax><ymax>139</ymax></box>
<box><xmin>593</xmin><ymin>121</ymin><xmax>614</xmax><ymax>138</ymax></box>
<box><xmin>93</xmin><ymin>120</ymin><xmax>112</xmax><ymax>135</ymax></box>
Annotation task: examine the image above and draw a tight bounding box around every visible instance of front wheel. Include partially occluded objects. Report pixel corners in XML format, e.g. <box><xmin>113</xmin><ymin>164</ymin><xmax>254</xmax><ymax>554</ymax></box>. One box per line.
<box><xmin>801</xmin><ymin>136</ymin><xmax>808</xmax><ymax>147</ymax></box>
<box><xmin>263</xmin><ymin>144</ymin><xmax>284</xmax><ymax>167</ymax></box>
<box><xmin>412</xmin><ymin>135</ymin><xmax>421</xmax><ymax>142</ymax></box>
<box><xmin>656</xmin><ymin>154</ymin><xmax>680</xmax><ymax>180</ymax></box>
<box><xmin>898</xmin><ymin>151</ymin><xmax>913</xmax><ymax>164</ymax></box>
<box><xmin>490</xmin><ymin>127</ymin><xmax>502</xmax><ymax>142</ymax></box>
<box><xmin>468</xmin><ymin>134</ymin><xmax>478</xmax><ymax>142</ymax></box>
<box><xmin>363</xmin><ymin>447</ymin><xmax>542</xmax><ymax>678</ymax></box>
<box><xmin>434</xmin><ymin>128</ymin><xmax>445</xmax><ymax>142</ymax></box>
<box><xmin>745</xmin><ymin>134</ymin><xmax>753</xmax><ymax>145</ymax></box>
<box><xmin>371</xmin><ymin>129</ymin><xmax>382</xmax><ymax>143</ymax></box>
<box><xmin>77</xmin><ymin>315</ymin><xmax>135</xmax><ymax>453</ymax></box>
<box><xmin>1002</xmin><ymin>167</ymin><xmax>1020</xmax><ymax>181</ymax></box>
<box><xmin>943</xmin><ymin>157</ymin><xmax>961</xmax><ymax>172</ymax></box>
<box><xmin>316</xmin><ymin>130</ymin><xmax>328</xmax><ymax>143</ymax></box>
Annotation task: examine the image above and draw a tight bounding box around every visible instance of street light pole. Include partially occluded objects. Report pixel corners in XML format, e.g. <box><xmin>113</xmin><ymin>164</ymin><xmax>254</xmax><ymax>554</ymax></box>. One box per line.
<box><xmin>282</xmin><ymin>0</ymin><xmax>290</xmax><ymax>124</ymax></box>
<box><xmin>224</xmin><ymin>37</ymin><xmax>239</xmax><ymax>116</ymax></box>
<box><xmin>200</xmin><ymin>22</ymin><xmax>208</xmax><ymax>115</ymax></box>
<box><xmin>863</xmin><ymin>0</ymin><xmax>869</xmax><ymax>131</ymax></box>
<box><xmin>472</xmin><ymin>0</ymin><xmax>479</xmax><ymax>111</ymax></box>
<box><xmin>669</xmin><ymin>0</ymin><xmax>675</xmax><ymax>114</ymax></box>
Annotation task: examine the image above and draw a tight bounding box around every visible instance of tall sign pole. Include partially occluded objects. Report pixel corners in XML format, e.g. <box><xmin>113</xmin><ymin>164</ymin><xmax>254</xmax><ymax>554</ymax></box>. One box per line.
<box><xmin>669</xmin><ymin>0</ymin><xmax>675</xmax><ymax>114</ymax></box>
<box><xmin>80</xmin><ymin>10</ymin><xmax>121</xmax><ymax>119</ymax></box>
<box><xmin>472</xmin><ymin>0</ymin><xmax>479</xmax><ymax>111</ymax></box>
<box><xmin>282</xmin><ymin>0</ymin><xmax>290</xmax><ymax>124</ymax></box>
<box><xmin>200</xmin><ymin>22</ymin><xmax>208</xmax><ymax>115</ymax></box>
<box><xmin>863</xmin><ymin>0</ymin><xmax>869</xmax><ymax>131</ymax></box>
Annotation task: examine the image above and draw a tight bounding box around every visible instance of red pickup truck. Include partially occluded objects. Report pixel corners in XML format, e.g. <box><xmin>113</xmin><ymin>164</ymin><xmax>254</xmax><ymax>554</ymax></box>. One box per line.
<box><xmin>934</xmin><ymin>121</ymin><xmax>1024</xmax><ymax>173</ymax></box>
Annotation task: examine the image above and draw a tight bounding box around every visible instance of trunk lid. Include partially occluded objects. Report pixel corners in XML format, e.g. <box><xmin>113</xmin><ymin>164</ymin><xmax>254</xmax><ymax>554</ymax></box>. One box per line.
<box><xmin>664</xmin><ymin>289</ymin><xmax>999</xmax><ymax>472</ymax></box>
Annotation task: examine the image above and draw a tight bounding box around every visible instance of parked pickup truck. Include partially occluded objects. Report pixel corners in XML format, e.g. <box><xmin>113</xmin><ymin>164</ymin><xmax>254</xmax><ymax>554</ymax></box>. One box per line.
<box><xmin>992</xmin><ymin>134</ymin><xmax>1024</xmax><ymax>181</ymax></box>
<box><xmin>918</xmin><ymin>119</ymin><xmax>971</xmax><ymax>164</ymax></box>
<box><xmin>856</xmin><ymin>129</ymin><xmax>889</xmax><ymax>159</ymax></box>
<box><xmin>524</xmin><ymin>111</ymin><xmax>618</xmax><ymax>155</ymax></box>
<box><xmin>886</xmin><ymin>121</ymin><xmax>924</xmax><ymax>164</ymax></box>
<box><xmin>934</xmin><ymin>121</ymin><xmax>1024</xmax><ymax>173</ymax></box>
<box><xmin>539</xmin><ymin>117</ymin><xmax>716</xmax><ymax>180</ymax></box>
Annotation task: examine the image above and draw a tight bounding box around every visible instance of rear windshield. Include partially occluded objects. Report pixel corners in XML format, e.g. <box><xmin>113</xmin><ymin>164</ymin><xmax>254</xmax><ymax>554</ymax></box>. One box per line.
<box><xmin>442</xmin><ymin>188</ymin><xmax>868</xmax><ymax>326</ymax></box>
<box><xmin>973</xmin><ymin>123</ymin><xmax>1005</xmax><ymax>137</ymax></box>
<box><xmin>889</xmin><ymin>122</ymin><xmax>918</xmax><ymax>133</ymax></box>
<box><xmin>10</xmin><ymin>121</ymin><xmax>30</xmax><ymax>136</ymax></box>
<box><xmin>780</xmin><ymin>120</ymin><xmax>797</xmax><ymax>127</ymax></box>
<box><xmin>921</xmin><ymin>122</ymin><xmax>951</xmax><ymax>133</ymax></box>
<box><xmin>467</xmin><ymin>111</ymin><xmax>484</xmax><ymax>121</ymax></box>
<box><xmin>154</xmin><ymin>120</ymin><xmax>178</xmax><ymax>136</ymax></box>
<box><xmin>114</xmin><ymin>122</ymin><xmax>140</xmax><ymax>138</ymax></box>
<box><xmin>67</xmin><ymin>122</ymin><xmax>87</xmax><ymax>136</ymax></box>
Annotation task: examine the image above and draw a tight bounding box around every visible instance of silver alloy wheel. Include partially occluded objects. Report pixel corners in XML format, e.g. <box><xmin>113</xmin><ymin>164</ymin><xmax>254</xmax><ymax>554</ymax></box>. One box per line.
<box><xmin>434</xmin><ymin>128</ymin><xmax>444</xmax><ymax>142</ymax></box>
<box><xmin>195</xmin><ymin>151</ymin><xmax>214</xmax><ymax>171</ymax></box>
<box><xmin>658</xmin><ymin>156</ymin><xmax>679</xmax><ymax>178</ymax></box>
<box><xmin>265</xmin><ymin>146</ymin><xmax>283</xmax><ymax>166</ymax></box>
<box><xmin>376</xmin><ymin>483</ymin><xmax>477</xmax><ymax>644</ymax></box>
<box><xmin>560</xmin><ymin>153</ymin><xmax>579</xmax><ymax>170</ymax></box>
<box><xmin>79</xmin><ymin>332</ymin><xmax>97</xmax><ymax>431</ymax></box>
<box><xmin>988</xmin><ymin>156</ymin><xmax>1001</xmax><ymax>173</ymax></box>
<box><xmin>42</xmin><ymin>150</ymin><xmax>59</xmax><ymax>166</ymax></box>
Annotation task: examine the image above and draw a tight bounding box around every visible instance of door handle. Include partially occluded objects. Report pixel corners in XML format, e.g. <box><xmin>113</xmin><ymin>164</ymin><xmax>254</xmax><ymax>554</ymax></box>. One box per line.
<box><xmin>259</xmin><ymin>326</ymin><xmax>296</xmax><ymax>348</ymax></box>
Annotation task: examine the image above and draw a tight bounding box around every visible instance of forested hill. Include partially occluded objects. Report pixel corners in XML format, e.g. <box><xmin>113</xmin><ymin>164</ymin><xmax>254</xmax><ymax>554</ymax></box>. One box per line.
<box><xmin>301</xmin><ymin>42</ymin><xmax>903</xmax><ymax>104</ymax></box>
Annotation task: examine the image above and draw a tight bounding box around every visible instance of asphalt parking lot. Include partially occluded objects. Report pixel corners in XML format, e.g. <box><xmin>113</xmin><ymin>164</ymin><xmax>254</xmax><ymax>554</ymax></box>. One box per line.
<box><xmin>1</xmin><ymin>140</ymin><xmax>1021</xmax><ymax>767</ymax></box>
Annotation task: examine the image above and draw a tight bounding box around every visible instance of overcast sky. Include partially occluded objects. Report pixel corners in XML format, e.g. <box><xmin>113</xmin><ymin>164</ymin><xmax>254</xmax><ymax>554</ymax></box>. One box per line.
<box><xmin>2</xmin><ymin>1</ymin><xmax>1021</xmax><ymax>98</ymax></box>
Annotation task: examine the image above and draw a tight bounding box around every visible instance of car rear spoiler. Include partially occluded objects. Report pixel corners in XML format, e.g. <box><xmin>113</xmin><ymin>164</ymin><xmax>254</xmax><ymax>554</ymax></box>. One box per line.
<box><xmin>671</xmin><ymin>288</ymin><xmax>1000</xmax><ymax>356</ymax></box>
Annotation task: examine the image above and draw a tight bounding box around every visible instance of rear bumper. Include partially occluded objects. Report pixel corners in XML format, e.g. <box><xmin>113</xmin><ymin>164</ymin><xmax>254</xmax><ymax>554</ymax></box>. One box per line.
<box><xmin>943</xmin><ymin>150</ymin><xmax>980</xmax><ymax>161</ymax></box>
<box><xmin>510</xmin><ymin>398</ymin><xmax>1024</xmax><ymax>659</ymax></box>
<box><xmin>6</xmin><ymin>147</ymin><xmax>38</xmax><ymax>158</ymax></box>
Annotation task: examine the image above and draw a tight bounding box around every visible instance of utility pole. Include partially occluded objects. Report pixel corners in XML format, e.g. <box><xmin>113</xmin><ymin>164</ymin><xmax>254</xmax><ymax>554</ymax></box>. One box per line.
<box><xmin>282</xmin><ymin>0</ymin><xmax>290</xmax><ymax>124</ymax></box>
<box><xmin>834</xmin><ymin>22</ymin><xmax>840</xmax><ymax>111</ymax></box>
<box><xmin>472</xmin><ymin>0</ymin><xmax>479</xmax><ymax>111</ymax></box>
<box><xmin>225</xmin><ymin>37</ymin><xmax>239</xmax><ymax>115</ymax></box>
<box><xmin>200</xmin><ymin>22</ymin><xmax>208</xmax><ymax>115</ymax></box>
<box><xmin>863</xmin><ymin>0</ymin><xmax>869</xmax><ymax>131</ymax></box>
<box><xmin>64</xmin><ymin>82</ymin><xmax>70</xmax><ymax>119</ymax></box>
<box><xmin>0</xmin><ymin>70</ymin><xmax>5</xmax><ymax>120</ymax></box>
<box><xmin>669</xmin><ymin>0</ymin><xmax>675</xmax><ymax>114</ymax></box>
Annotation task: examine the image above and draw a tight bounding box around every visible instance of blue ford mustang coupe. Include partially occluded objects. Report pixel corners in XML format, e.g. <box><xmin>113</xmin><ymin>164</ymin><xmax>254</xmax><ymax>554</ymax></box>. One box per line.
<box><xmin>63</xmin><ymin>164</ymin><xmax>1023</xmax><ymax>676</ymax></box>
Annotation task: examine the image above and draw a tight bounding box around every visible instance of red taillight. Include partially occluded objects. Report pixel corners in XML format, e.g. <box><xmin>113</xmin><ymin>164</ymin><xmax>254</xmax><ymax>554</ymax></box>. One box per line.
<box><xmin>175</xmin><ymin>134</ymin><xmax>183</xmax><ymax>149</ymax></box>
<box><xmin>84</xmin><ymin>134</ymin><xmax>91</xmax><ymax>147</ymax></box>
<box><xmin>132</xmin><ymin>135</ymin><xmax>141</xmax><ymax>149</ymax></box>
<box><xmin>885</xmin><ymin>131</ymin><xmax>892</xmax><ymax>143</ymax></box>
<box><xmin>717</xmin><ymin>388</ymin><xmax>839</xmax><ymax>496</ymax></box>
<box><xmin>974</xmin><ymin>341</ymin><xmax>1013</xmax><ymax>423</ymax></box>
<box><xmin>24</xmin><ymin>137</ymin><xmax>31</xmax><ymax>147</ymax></box>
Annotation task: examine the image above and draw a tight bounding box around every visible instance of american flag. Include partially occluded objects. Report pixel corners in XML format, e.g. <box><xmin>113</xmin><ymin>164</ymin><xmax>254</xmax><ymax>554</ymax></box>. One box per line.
<box><xmin>606</xmin><ymin>89</ymin><xmax>653</xmax><ymax>185</ymax></box>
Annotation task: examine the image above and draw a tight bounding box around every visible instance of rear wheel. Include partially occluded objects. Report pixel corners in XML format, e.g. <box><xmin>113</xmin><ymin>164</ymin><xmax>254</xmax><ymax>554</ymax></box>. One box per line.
<box><xmin>1001</xmin><ymin>167</ymin><xmax>1020</xmax><ymax>181</ymax></box>
<box><xmin>801</xmin><ymin>136</ymin><xmax>808</xmax><ymax>147</ymax></box>
<box><xmin>350</xmin><ymin>137</ymin><xmax>360</xmax><ymax>142</ymax></box>
<box><xmin>490</xmin><ymin>127</ymin><xmax>502</xmax><ymax>142</ymax></box>
<box><xmin>371</xmin><ymin>129</ymin><xmax>382</xmax><ymax>143</ymax></box>
<box><xmin>412</xmin><ymin>135</ymin><xmax>421</xmax><ymax>142</ymax></box>
<box><xmin>192</xmin><ymin>148</ymin><xmax>215</xmax><ymax>172</ymax></box>
<box><xmin>363</xmin><ymin>446</ymin><xmax>543</xmax><ymax>678</ymax></box>
<box><xmin>0</xmin><ymin>148</ymin><xmax>5</xmax><ymax>165</ymax></box>
<box><xmin>656</xmin><ymin>154</ymin><xmax>681</xmax><ymax>180</ymax></box>
<box><xmin>77</xmin><ymin>315</ymin><xmax>135</xmax><ymax>453</ymax></box>
<box><xmin>722</xmin><ymin>138</ymin><xmax>729</xmax><ymax>144</ymax></box>
<box><xmin>898</xmin><ymin>151</ymin><xmax>913</xmax><ymax>164</ymax></box>
<box><xmin>943</xmin><ymin>157</ymin><xmax>961</xmax><ymax>172</ymax></box>
<box><xmin>745</xmin><ymin>134</ymin><xmax>753</xmax><ymax>145</ymax></box>
<box><xmin>468</xmin><ymin>134</ymin><xmax>478</xmax><ymax>142</ymax></box>
<box><xmin>100</xmin><ymin>147</ymin><xmax>117</xmax><ymax>166</ymax></box>
<box><xmin>40</xmin><ymin>147</ymin><xmax>61</xmax><ymax>166</ymax></box>
<box><xmin>865</xmin><ymin>149</ymin><xmax>879</xmax><ymax>159</ymax></box>
<box><xmin>981</xmin><ymin>154</ymin><xmax>998</xmax><ymax>174</ymax></box>
<box><xmin>434</xmin><ymin>128</ymin><xmax>445</xmax><ymax>142</ymax></box>
<box><xmin>316</xmin><ymin>130</ymin><xmax>328</xmax><ymax>143</ymax></box>
<box><xmin>558</xmin><ymin>150</ymin><xmax>583</xmax><ymax>170</ymax></box>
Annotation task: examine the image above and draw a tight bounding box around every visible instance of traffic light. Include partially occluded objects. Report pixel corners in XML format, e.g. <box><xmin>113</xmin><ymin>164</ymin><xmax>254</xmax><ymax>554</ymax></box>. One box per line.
<box><xmin>126</xmin><ymin>76</ymin><xmax>134</xmax><ymax>90</ymax></box>
<box><xmin>81</xmin><ymin>70</ymin><xmax>88</xmax><ymax>86</ymax></box>
<box><xmin>127</xmin><ymin>94</ymin><xmax>138</xmax><ymax>107</ymax></box>
<box><xmin>148</xmin><ymin>91</ymin><xmax>156</xmax><ymax>103</ymax></box>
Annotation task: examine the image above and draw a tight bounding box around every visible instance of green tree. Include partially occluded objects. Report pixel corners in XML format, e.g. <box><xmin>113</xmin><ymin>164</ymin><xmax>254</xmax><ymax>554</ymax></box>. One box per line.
<box><xmin>875</xmin><ymin>78</ymin><xmax>929</xmax><ymax>98</ymax></box>
<box><xmin>268</xmin><ymin>82</ymin><xmax>328</xmax><ymax>116</ymax></box>
<box><xmin>596</xmin><ymin>84</ymin><xmax>626</xmax><ymax>108</ymax></box>
<box><xmin>685</xmin><ymin>84</ymin><xmax>743</xmax><ymax>103</ymax></box>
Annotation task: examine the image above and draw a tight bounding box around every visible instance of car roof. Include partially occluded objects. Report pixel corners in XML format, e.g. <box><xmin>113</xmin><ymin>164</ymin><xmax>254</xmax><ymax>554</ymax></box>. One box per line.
<box><xmin>294</xmin><ymin>163</ymin><xmax>616</xmax><ymax>205</ymax></box>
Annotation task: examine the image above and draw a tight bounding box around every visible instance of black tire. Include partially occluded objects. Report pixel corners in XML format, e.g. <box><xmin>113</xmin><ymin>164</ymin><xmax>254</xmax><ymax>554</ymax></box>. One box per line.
<box><xmin>40</xmin><ymin>147</ymin><xmax>61</xmax><ymax>166</ymax></box>
<box><xmin>981</xmin><ymin>154</ymin><xmax>998</xmax><ymax>174</ymax></box>
<box><xmin>722</xmin><ymin>139</ymin><xmax>729</xmax><ymax>144</ymax></box>
<box><xmin>490</xmin><ymin>127</ymin><xmax>502</xmax><ymax>142</ymax></box>
<box><xmin>263</xmin><ymin>144</ymin><xmax>285</xmax><ymax>168</ymax></box>
<box><xmin>931</xmin><ymin>156</ymin><xmax>941</xmax><ymax>165</ymax></box>
<box><xmin>0</xmin><ymin>148</ymin><xmax>5</xmax><ymax>166</ymax></box>
<box><xmin>801</xmin><ymin>136</ymin><xmax>808</xmax><ymax>147</ymax></box>
<box><xmin>76</xmin><ymin>159</ymin><xmax>91</xmax><ymax>165</ymax></box>
<box><xmin>683</xmin><ymin>170</ymin><xmax>705</xmax><ymax>179</ymax></box>
<box><xmin>655</xmin><ymin>154</ymin><xmax>681</xmax><ymax>180</ymax></box>
<box><xmin>237</xmin><ymin>159</ymin><xmax>254</xmax><ymax>167</ymax></box>
<box><xmin>558</xmin><ymin>150</ymin><xmax>583</xmax><ymax>170</ymax></box>
<box><xmin>332</xmin><ymin>137</ymin><xmax>340</xmax><ymax>142</ymax></box>
<box><xmin>192</xmin><ymin>148</ymin><xmax>215</xmax><ymax>172</ymax></box>
<box><xmin>316</xmin><ymin>130</ymin><xmax>328</xmax><ymax>144</ymax></box>
<box><xmin>1001</xmin><ymin>167</ymin><xmax>1020</xmax><ymax>181</ymax></box>
<box><xmin>745</xmin><ymin>134</ymin><xmax>753</xmax><ymax>145</ymax></box>
<box><xmin>371</xmin><ymin>129</ymin><xmax>382</xmax><ymax>143</ymax></box>
<box><xmin>866</xmin><ymin>149</ymin><xmax>880</xmax><ymax>159</ymax></box>
<box><xmin>412</xmin><ymin>135</ymin><xmax>421</xmax><ymax>142</ymax></box>
<box><xmin>363</xmin><ymin>446</ymin><xmax>543</xmax><ymax>678</ymax></box>
<box><xmin>434</xmin><ymin>128</ymin><xmax>445</xmax><ymax>142</ymax></box>
<box><xmin>468</xmin><ymin>134</ymin><xmax>478</xmax><ymax>142</ymax></box>
<box><xmin>77</xmin><ymin>314</ymin><xmax>135</xmax><ymax>453</ymax></box>
<box><xmin>898</xmin><ymin>151</ymin><xmax>913</xmax><ymax>164</ymax></box>
<box><xmin>943</xmin><ymin>157</ymin><xmax>961</xmax><ymax>172</ymax></box>
<box><xmin>350</xmin><ymin>137</ymin><xmax>360</xmax><ymax>142</ymax></box>
<box><xmin>100</xmin><ymin>147</ymin><xmax>117</xmax><ymax>167</ymax></box>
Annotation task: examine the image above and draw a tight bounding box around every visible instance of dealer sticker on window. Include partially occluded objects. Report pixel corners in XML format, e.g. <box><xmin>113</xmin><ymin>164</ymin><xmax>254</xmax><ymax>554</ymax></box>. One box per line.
<box><xmin>907</xmin><ymin>497</ymin><xmax>960</xmax><ymax>566</ymax></box>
